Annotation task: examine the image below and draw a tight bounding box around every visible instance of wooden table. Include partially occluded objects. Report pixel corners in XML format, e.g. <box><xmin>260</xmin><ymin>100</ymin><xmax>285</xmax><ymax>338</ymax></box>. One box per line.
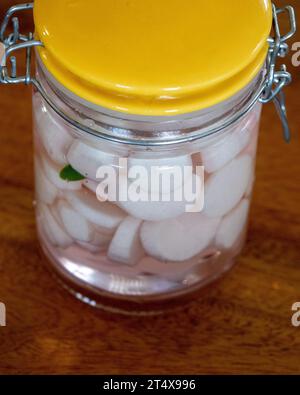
<box><xmin>0</xmin><ymin>0</ymin><xmax>300</xmax><ymax>374</ymax></box>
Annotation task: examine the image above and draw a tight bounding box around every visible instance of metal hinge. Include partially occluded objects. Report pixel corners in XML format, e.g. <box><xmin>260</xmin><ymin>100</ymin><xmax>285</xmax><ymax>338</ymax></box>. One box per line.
<box><xmin>259</xmin><ymin>4</ymin><xmax>296</xmax><ymax>142</ymax></box>
<box><xmin>0</xmin><ymin>3</ymin><xmax>42</xmax><ymax>86</ymax></box>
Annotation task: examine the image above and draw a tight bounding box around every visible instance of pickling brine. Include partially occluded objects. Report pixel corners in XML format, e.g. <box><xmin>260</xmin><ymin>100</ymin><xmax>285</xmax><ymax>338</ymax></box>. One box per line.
<box><xmin>33</xmin><ymin>88</ymin><xmax>261</xmax><ymax>300</ymax></box>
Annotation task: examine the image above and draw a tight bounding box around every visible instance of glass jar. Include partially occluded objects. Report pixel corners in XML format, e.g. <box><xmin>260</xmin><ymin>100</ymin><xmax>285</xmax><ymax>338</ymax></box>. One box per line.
<box><xmin>0</xmin><ymin>1</ymin><xmax>296</xmax><ymax>314</ymax></box>
<box><xmin>33</xmin><ymin>59</ymin><xmax>263</xmax><ymax>312</ymax></box>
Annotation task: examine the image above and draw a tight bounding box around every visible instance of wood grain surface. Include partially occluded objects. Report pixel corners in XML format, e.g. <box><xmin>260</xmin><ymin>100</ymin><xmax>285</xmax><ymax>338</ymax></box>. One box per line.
<box><xmin>0</xmin><ymin>0</ymin><xmax>299</xmax><ymax>374</ymax></box>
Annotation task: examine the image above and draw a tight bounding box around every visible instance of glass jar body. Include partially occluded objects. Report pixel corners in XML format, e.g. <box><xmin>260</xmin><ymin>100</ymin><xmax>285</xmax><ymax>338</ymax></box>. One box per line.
<box><xmin>33</xmin><ymin>59</ymin><xmax>263</xmax><ymax>313</ymax></box>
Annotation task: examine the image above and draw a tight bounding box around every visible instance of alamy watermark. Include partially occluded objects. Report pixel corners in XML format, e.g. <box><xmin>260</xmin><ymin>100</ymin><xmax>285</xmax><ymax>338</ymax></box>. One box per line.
<box><xmin>291</xmin><ymin>42</ymin><xmax>300</xmax><ymax>67</ymax></box>
<box><xmin>94</xmin><ymin>159</ymin><xmax>205</xmax><ymax>213</ymax></box>
<box><xmin>291</xmin><ymin>302</ymin><xmax>300</xmax><ymax>327</ymax></box>
<box><xmin>0</xmin><ymin>302</ymin><xmax>6</xmax><ymax>326</ymax></box>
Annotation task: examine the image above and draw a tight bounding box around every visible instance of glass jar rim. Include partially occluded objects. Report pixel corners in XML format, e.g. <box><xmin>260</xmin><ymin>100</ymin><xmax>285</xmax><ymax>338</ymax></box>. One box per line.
<box><xmin>35</xmin><ymin>53</ymin><xmax>266</xmax><ymax>148</ymax></box>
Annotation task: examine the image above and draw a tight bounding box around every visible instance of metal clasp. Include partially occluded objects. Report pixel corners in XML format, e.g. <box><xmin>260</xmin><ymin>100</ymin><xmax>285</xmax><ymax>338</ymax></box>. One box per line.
<box><xmin>259</xmin><ymin>4</ymin><xmax>297</xmax><ymax>142</ymax></box>
<box><xmin>0</xmin><ymin>3</ymin><xmax>42</xmax><ymax>86</ymax></box>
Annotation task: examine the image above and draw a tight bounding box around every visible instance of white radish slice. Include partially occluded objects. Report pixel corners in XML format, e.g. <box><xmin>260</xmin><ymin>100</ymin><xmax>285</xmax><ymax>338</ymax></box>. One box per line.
<box><xmin>65</xmin><ymin>190</ymin><xmax>126</xmax><ymax>233</ymax></box>
<box><xmin>57</xmin><ymin>201</ymin><xmax>95</xmax><ymax>242</ymax></box>
<box><xmin>138</xmin><ymin>256</ymin><xmax>196</xmax><ymax>282</ymax></box>
<box><xmin>41</xmin><ymin>155</ymin><xmax>83</xmax><ymax>191</ymax></box>
<box><xmin>83</xmin><ymin>179</ymin><xmax>98</xmax><ymax>194</ymax></box>
<box><xmin>243</xmin><ymin>125</ymin><xmax>259</xmax><ymax>157</ymax></box>
<box><xmin>192</xmin><ymin>152</ymin><xmax>203</xmax><ymax>170</ymax></box>
<box><xmin>204</xmin><ymin>155</ymin><xmax>252</xmax><ymax>218</ymax></box>
<box><xmin>42</xmin><ymin>220</ymin><xmax>57</xmax><ymax>246</ymax></box>
<box><xmin>77</xmin><ymin>241</ymin><xmax>103</xmax><ymax>253</ymax></box>
<box><xmin>33</xmin><ymin>124</ymin><xmax>44</xmax><ymax>153</ymax></box>
<box><xmin>35</xmin><ymin>157</ymin><xmax>58</xmax><ymax>205</ymax></box>
<box><xmin>77</xmin><ymin>231</ymin><xmax>111</xmax><ymax>253</ymax></box>
<box><xmin>140</xmin><ymin>213</ymin><xmax>220</xmax><ymax>262</ymax></box>
<box><xmin>33</xmin><ymin>96</ymin><xmax>73</xmax><ymax>166</ymax></box>
<box><xmin>117</xmin><ymin>196</ymin><xmax>187</xmax><ymax>222</ymax></box>
<box><xmin>67</xmin><ymin>140</ymin><xmax>118</xmax><ymax>180</ymax></box>
<box><xmin>216</xmin><ymin>199</ymin><xmax>250</xmax><ymax>249</ymax></box>
<box><xmin>128</xmin><ymin>155</ymin><xmax>192</xmax><ymax>194</ymax></box>
<box><xmin>116</xmin><ymin>173</ymin><xmax>203</xmax><ymax>221</ymax></box>
<box><xmin>108</xmin><ymin>216</ymin><xmax>144</xmax><ymax>265</ymax></box>
<box><xmin>40</xmin><ymin>204</ymin><xmax>73</xmax><ymax>248</ymax></box>
<box><xmin>201</xmin><ymin>115</ymin><xmax>255</xmax><ymax>174</ymax></box>
<box><xmin>92</xmin><ymin>231</ymin><xmax>112</xmax><ymax>247</ymax></box>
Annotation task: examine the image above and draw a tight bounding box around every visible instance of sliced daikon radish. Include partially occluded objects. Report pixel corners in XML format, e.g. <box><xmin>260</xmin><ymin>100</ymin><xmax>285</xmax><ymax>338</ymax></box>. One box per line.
<box><xmin>108</xmin><ymin>216</ymin><xmax>144</xmax><ymax>265</ymax></box>
<box><xmin>57</xmin><ymin>201</ymin><xmax>95</xmax><ymax>242</ymax></box>
<box><xmin>201</xmin><ymin>116</ymin><xmax>254</xmax><ymax>173</ymax></box>
<box><xmin>83</xmin><ymin>179</ymin><xmax>98</xmax><ymax>194</ymax></box>
<box><xmin>204</xmin><ymin>155</ymin><xmax>252</xmax><ymax>218</ymax></box>
<box><xmin>41</xmin><ymin>155</ymin><xmax>83</xmax><ymax>191</ymax></box>
<box><xmin>92</xmin><ymin>231</ymin><xmax>112</xmax><ymax>247</ymax></box>
<box><xmin>40</xmin><ymin>204</ymin><xmax>73</xmax><ymax>248</ymax></box>
<box><xmin>42</xmin><ymin>221</ymin><xmax>57</xmax><ymax>246</ymax></box>
<box><xmin>33</xmin><ymin>124</ymin><xmax>44</xmax><ymax>153</ymax></box>
<box><xmin>243</xmin><ymin>125</ymin><xmax>259</xmax><ymax>157</ymax></box>
<box><xmin>116</xmin><ymin>173</ymin><xmax>203</xmax><ymax>221</ymax></box>
<box><xmin>67</xmin><ymin>140</ymin><xmax>118</xmax><ymax>180</ymax></box>
<box><xmin>77</xmin><ymin>241</ymin><xmax>103</xmax><ymax>253</ymax></box>
<box><xmin>65</xmin><ymin>190</ymin><xmax>126</xmax><ymax>233</ymax></box>
<box><xmin>192</xmin><ymin>152</ymin><xmax>203</xmax><ymax>170</ymax></box>
<box><xmin>77</xmin><ymin>231</ymin><xmax>111</xmax><ymax>253</ymax></box>
<box><xmin>128</xmin><ymin>155</ymin><xmax>192</xmax><ymax>194</ymax></box>
<box><xmin>35</xmin><ymin>157</ymin><xmax>58</xmax><ymax>205</ymax></box>
<box><xmin>140</xmin><ymin>213</ymin><xmax>220</xmax><ymax>262</ymax></box>
<box><xmin>216</xmin><ymin>199</ymin><xmax>250</xmax><ymax>249</ymax></box>
<box><xmin>34</xmin><ymin>98</ymin><xmax>73</xmax><ymax>166</ymax></box>
<box><xmin>138</xmin><ymin>256</ymin><xmax>196</xmax><ymax>282</ymax></box>
<box><xmin>117</xmin><ymin>197</ymin><xmax>187</xmax><ymax>222</ymax></box>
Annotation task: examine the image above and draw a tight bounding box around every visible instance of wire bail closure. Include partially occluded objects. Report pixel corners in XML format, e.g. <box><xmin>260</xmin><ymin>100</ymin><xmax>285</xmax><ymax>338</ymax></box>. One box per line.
<box><xmin>0</xmin><ymin>3</ymin><xmax>42</xmax><ymax>86</ymax></box>
<box><xmin>0</xmin><ymin>2</ymin><xmax>297</xmax><ymax>143</ymax></box>
<box><xmin>259</xmin><ymin>4</ymin><xmax>296</xmax><ymax>142</ymax></box>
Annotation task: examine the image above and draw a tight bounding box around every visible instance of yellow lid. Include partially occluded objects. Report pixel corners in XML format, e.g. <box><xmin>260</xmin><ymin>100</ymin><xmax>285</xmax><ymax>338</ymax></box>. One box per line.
<box><xmin>34</xmin><ymin>0</ymin><xmax>272</xmax><ymax>116</ymax></box>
